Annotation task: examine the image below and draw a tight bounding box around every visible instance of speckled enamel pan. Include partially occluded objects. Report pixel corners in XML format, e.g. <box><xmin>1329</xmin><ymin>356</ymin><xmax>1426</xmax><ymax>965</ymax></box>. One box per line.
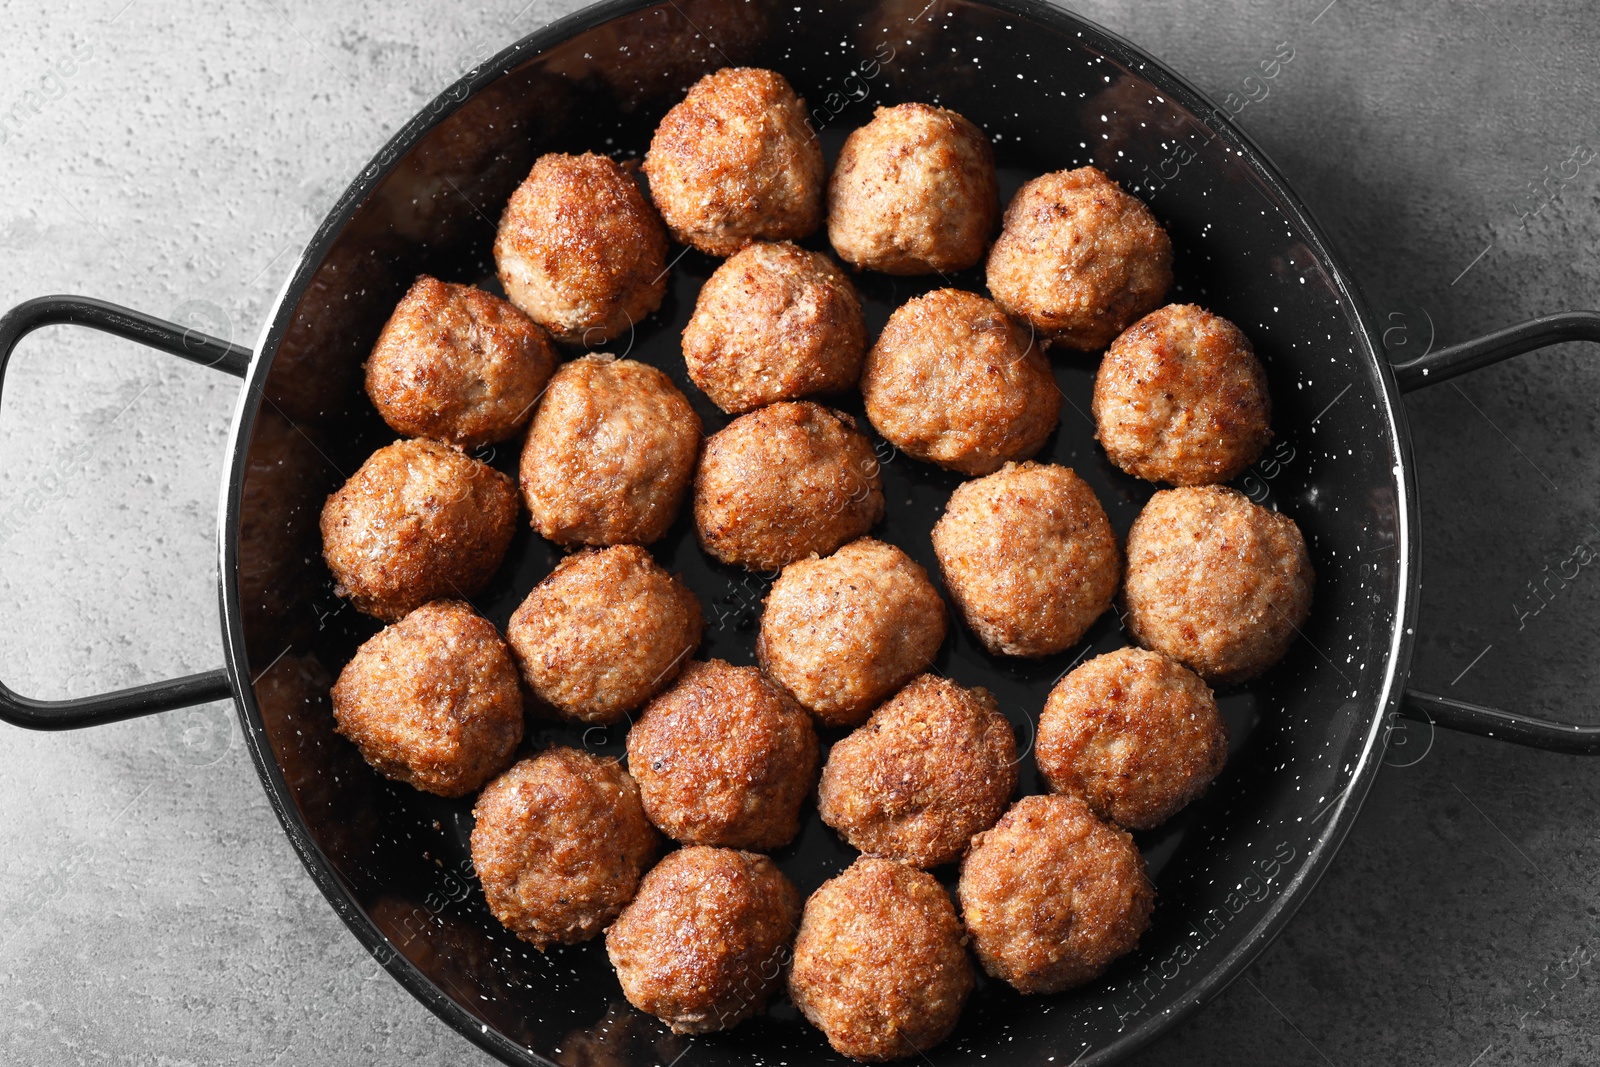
<box><xmin>2</xmin><ymin>1</ymin><xmax>1596</xmax><ymax>1064</ymax></box>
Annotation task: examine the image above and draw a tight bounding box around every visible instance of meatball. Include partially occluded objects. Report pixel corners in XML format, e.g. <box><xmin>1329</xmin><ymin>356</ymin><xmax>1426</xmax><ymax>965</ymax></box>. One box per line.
<box><xmin>1093</xmin><ymin>304</ymin><xmax>1272</xmax><ymax>485</ymax></box>
<box><xmin>321</xmin><ymin>437</ymin><xmax>518</xmax><ymax>621</ymax></box>
<box><xmin>827</xmin><ymin>103</ymin><xmax>998</xmax><ymax>275</ymax></box>
<box><xmin>471</xmin><ymin>748</ymin><xmax>660</xmax><ymax>949</ymax></box>
<box><xmin>958</xmin><ymin>793</ymin><xmax>1154</xmax><ymax>993</ymax></box>
<box><xmin>365</xmin><ymin>275</ymin><xmax>557</xmax><ymax>450</ymax></box>
<box><xmin>506</xmin><ymin>545</ymin><xmax>703</xmax><ymax>725</ymax></box>
<box><xmin>682</xmin><ymin>241</ymin><xmax>865</xmax><ymax>414</ymax></box>
<box><xmin>329</xmin><ymin>600</ymin><xmax>522</xmax><ymax>797</ymax></box>
<box><xmin>861</xmin><ymin>289</ymin><xmax>1059</xmax><ymax>475</ymax></box>
<box><xmin>1036</xmin><ymin>647</ymin><xmax>1227</xmax><ymax>829</ymax></box>
<box><xmin>520</xmin><ymin>355</ymin><xmax>702</xmax><ymax>546</ymax></box>
<box><xmin>930</xmin><ymin>462</ymin><xmax>1119</xmax><ymax>657</ymax></box>
<box><xmin>627</xmin><ymin>660</ymin><xmax>818</xmax><ymax>849</ymax></box>
<box><xmin>986</xmin><ymin>166</ymin><xmax>1173</xmax><ymax>351</ymax></box>
<box><xmin>757</xmin><ymin>538</ymin><xmax>947</xmax><ymax>728</ymax></box>
<box><xmin>642</xmin><ymin>67</ymin><xmax>824</xmax><ymax>256</ymax></box>
<box><xmin>1123</xmin><ymin>486</ymin><xmax>1314</xmax><ymax>684</ymax></box>
<box><xmin>694</xmin><ymin>401</ymin><xmax>884</xmax><ymax>572</ymax></box>
<box><xmin>494</xmin><ymin>152</ymin><xmax>668</xmax><ymax>345</ymax></box>
<box><xmin>607</xmin><ymin>846</ymin><xmax>801</xmax><ymax>1034</ymax></box>
<box><xmin>789</xmin><ymin>856</ymin><xmax>973</xmax><ymax>1062</ymax></box>
<box><xmin>818</xmin><ymin>673</ymin><xmax>1016</xmax><ymax>869</ymax></box>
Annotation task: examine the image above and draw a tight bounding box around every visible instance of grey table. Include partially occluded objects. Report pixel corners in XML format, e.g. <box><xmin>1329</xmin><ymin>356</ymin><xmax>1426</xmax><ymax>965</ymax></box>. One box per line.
<box><xmin>2</xmin><ymin>0</ymin><xmax>1597</xmax><ymax>1063</ymax></box>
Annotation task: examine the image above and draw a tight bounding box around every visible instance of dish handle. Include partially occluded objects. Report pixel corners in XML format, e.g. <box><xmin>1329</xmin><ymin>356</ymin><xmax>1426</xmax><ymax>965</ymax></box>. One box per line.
<box><xmin>1393</xmin><ymin>311</ymin><xmax>1600</xmax><ymax>754</ymax></box>
<box><xmin>0</xmin><ymin>295</ymin><xmax>250</xmax><ymax>730</ymax></box>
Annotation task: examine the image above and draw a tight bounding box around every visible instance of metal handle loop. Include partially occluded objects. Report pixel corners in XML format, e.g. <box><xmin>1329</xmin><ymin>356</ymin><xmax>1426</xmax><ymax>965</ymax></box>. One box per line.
<box><xmin>0</xmin><ymin>295</ymin><xmax>249</xmax><ymax>730</ymax></box>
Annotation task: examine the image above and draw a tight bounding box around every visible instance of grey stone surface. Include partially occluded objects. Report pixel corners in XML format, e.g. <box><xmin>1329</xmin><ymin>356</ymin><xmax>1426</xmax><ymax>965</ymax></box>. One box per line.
<box><xmin>1</xmin><ymin>0</ymin><xmax>1597</xmax><ymax>1064</ymax></box>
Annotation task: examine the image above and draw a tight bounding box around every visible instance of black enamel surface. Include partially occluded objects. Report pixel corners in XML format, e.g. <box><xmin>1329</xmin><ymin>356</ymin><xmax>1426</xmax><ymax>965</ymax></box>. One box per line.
<box><xmin>221</xmin><ymin>1</ymin><xmax>1413</xmax><ymax>1063</ymax></box>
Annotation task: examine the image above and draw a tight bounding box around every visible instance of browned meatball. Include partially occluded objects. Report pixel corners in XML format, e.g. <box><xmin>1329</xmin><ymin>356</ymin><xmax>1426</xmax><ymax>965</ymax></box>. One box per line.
<box><xmin>1093</xmin><ymin>304</ymin><xmax>1272</xmax><ymax>485</ymax></box>
<box><xmin>520</xmin><ymin>356</ymin><xmax>701</xmax><ymax>546</ymax></box>
<box><xmin>607</xmin><ymin>846</ymin><xmax>801</xmax><ymax>1034</ymax></box>
<box><xmin>365</xmin><ymin>275</ymin><xmax>557</xmax><ymax>450</ymax></box>
<box><xmin>329</xmin><ymin>600</ymin><xmax>522</xmax><ymax>797</ymax></box>
<box><xmin>818</xmin><ymin>673</ymin><xmax>1016</xmax><ymax>868</ymax></box>
<box><xmin>828</xmin><ymin>103</ymin><xmax>998</xmax><ymax>275</ymax></box>
<box><xmin>1124</xmin><ymin>486</ymin><xmax>1314</xmax><ymax>684</ymax></box>
<box><xmin>506</xmin><ymin>545</ymin><xmax>703</xmax><ymax>724</ymax></box>
<box><xmin>320</xmin><ymin>438</ymin><xmax>519</xmax><ymax>622</ymax></box>
<box><xmin>682</xmin><ymin>241</ymin><xmax>865</xmax><ymax>414</ymax></box>
<box><xmin>986</xmin><ymin>166</ymin><xmax>1173</xmax><ymax>351</ymax></box>
<box><xmin>642</xmin><ymin>68</ymin><xmax>824</xmax><ymax>256</ymax></box>
<box><xmin>627</xmin><ymin>660</ymin><xmax>818</xmax><ymax>849</ymax></box>
<box><xmin>861</xmin><ymin>289</ymin><xmax>1059</xmax><ymax>475</ymax></box>
<box><xmin>757</xmin><ymin>538</ymin><xmax>947</xmax><ymax>728</ymax></box>
<box><xmin>1036</xmin><ymin>647</ymin><xmax>1227</xmax><ymax>829</ymax></box>
<box><xmin>958</xmin><ymin>793</ymin><xmax>1154</xmax><ymax>993</ymax></box>
<box><xmin>930</xmin><ymin>462</ymin><xmax>1119</xmax><ymax>657</ymax></box>
<box><xmin>789</xmin><ymin>856</ymin><xmax>973</xmax><ymax>1062</ymax></box>
<box><xmin>471</xmin><ymin>748</ymin><xmax>660</xmax><ymax>950</ymax></box>
<box><xmin>694</xmin><ymin>401</ymin><xmax>884</xmax><ymax>572</ymax></box>
<box><xmin>494</xmin><ymin>152</ymin><xmax>668</xmax><ymax>345</ymax></box>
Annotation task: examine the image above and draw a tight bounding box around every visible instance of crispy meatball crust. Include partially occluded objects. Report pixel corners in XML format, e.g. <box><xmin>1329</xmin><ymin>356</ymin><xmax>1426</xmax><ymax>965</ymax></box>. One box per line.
<box><xmin>682</xmin><ymin>241</ymin><xmax>866</xmax><ymax>414</ymax></box>
<box><xmin>643</xmin><ymin>68</ymin><xmax>824</xmax><ymax>256</ymax></box>
<box><xmin>494</xmin><ymin>152</ymin><xmax>668</xmax><ymax>345</ymax></box>
<box><xmin>1123</xmin><ymin>486</ymin><xmax>1314</xmax><ymax>684</ymax></box>
<box><xmin>861</xmin><ymin>289</ymin><xmax>1060</xmax><ymax>475</ymax></box>
<box><xmin>1093</xmin><ymin>304</ymin><xmax>1272</xmax><ymax>485</ymax></box>
<box><xmin>627</xmin><ymin>660</ymin><xmax>819</xmax><ymax>849</ymax></box>
<box><xmin>986</xmin><ymin>166</ymin><xmax>1173</xmax><ymax>351</ymax></box>
<box><xmin>958</xmin><ymin>793</ymin><xmax>1154</xmax><ymax>994</ymax></box>
<box><xmin>1036</xmin><ymin>647</ymin><xmax>1228</xmax><ymax>829</ymax></box>
<box><xmin>757</xmin><ymin>538</ymin><xmax>947</xmax><ymax>728</ymax></box>
<box><xmin>520</xmin><ymin>356</ymin><xmax>702</xmax><ymax>546</ymax></box>
<box><xmin>827</xmin><ymin>103</ymin><xmax>998</xmax><ymax>275</ymax></box>
<box><xmin>365</xmin><ymin>275</ymin><xmax>558</xmax><ymax>450</ymax></box>
<box><xmin>930</xmin><ymin>462</ymin><xmax>1120</xmax><ymax>657</ymax></box>
<box><xmin>470</xmin><ymin>748</ymin><xmax>660</xmax><ymax>950</ymax></box>
<box><xmin>694</xmin><ymin>401</ymin><xmax>885</xmax><ymax>572</ymax></box>
<box><xmin>330</xmin><ymin>600</ymin><xmax>523</xmax><ymax>797</ymax></box>
<box><xmin>789</xmin><ymin>856</ymin><xmax>974</xmax><ymax>1062</ymax></box>
<box><xmin>607</xmin><ymin>846</ymin><xmax>801</xmax><ymax>1034</ymax></box>
<box><xmin>818</xmin><ymin>673</ymin><xmax>1017</xmax><ymax>868</ymax></box>
<box><xmin>320</xmin><ymin>438</ymin><xmax>519</xmax><ymax>622</ymax></box>
<box><xmin>506</xmin><ymin>545</ymin><xmax>703</xmax><ymax>725</ymax></box>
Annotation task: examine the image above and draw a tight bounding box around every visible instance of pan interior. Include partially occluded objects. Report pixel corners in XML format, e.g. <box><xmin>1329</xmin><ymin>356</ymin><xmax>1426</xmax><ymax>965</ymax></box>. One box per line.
<box><xmin>232</xmin><ymin>1</ymin><xmax>1406</xmax><ymax>1063</ymax></box>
